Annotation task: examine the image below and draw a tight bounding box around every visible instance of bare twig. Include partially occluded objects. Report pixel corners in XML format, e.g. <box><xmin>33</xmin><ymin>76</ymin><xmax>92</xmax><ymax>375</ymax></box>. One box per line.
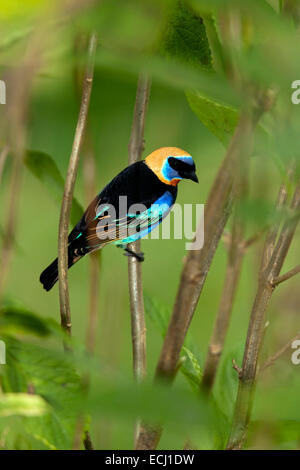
<box><xmin>227</xmin><ymin>178</ymin><xmax>300</xmax><ymax>450</ymax></box>
<box><xmin>127</xmin><ymin>74</ymin><xmax>151</xmax><ymax>447</ymax></box>
<box><xmin>232</xmin><ymin>358</ymin><xmax>242</xmax><ymax>377</ymax></box>
<box><xmin>58</xmin><ymin>32</ymin><xmax>97</xmax><ymax>336</ymax></box>
<box><xmin>135</xmin><ymin>106</ymin><xmax>263</xmax><ymax>450</ymax></box>
<box><xmin>243</xmin><ymin>227</ymin><xmax>268</xmax><ymax>250</ymax></box>
<box><xmin>271</xmin><ymin>264</ymin><xmax>300</xmax><ymax>286</ymax></box>
<box><xmin>260</xmin><ymin>332</ymin><xmax>300</xmax><ymax>372</ymax></box>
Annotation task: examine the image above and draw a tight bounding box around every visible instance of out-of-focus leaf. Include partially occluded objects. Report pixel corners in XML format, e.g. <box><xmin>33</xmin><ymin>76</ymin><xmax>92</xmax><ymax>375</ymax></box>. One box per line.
<box><xmin>144</xmin><ymin>293</ymin><xmax>203</xmax><ymax>391</ymax></box>
<box><xmin>186</xmin><ymin>91</ymin><xmax>238</xmax><ymax>145</ymax></box>
<box><xmin>144</xmin><ymin>293</ymin><xmax>169</xmax><ymax>338</ymax></box>
<box><xmin>0</xmin><ymin>0</ymin><xmax>47</xmax><ymax>21</ymax></box>
<box><xmin>180</xmin><ymin>346</ymin><xmax>202</xmax><ymax>391</ymax></box>
<box><xmin>160</xmin><ymin>0</ymin><xmax>212</xmax><ymax>69</ymax></box>
<box><xmin>213</xmin><ymin>344</ymin><xmax>243</xmax><ymax>419</ymax></box>
<box><xmin>25</xmin><ymin>150</ymin><xmax>84</xmax><ymax>226</ymax></box>
<box><xmin>248</xmin><ymin>420</ymin><xmax>300</xmax><ymax>450</ymax></box>
<box><xmin>0</xmin><ymin>393</ymin><xmax>49</xmax><ymax>417</ymax></box>
<box><xmin>87</xmin><ymin>373</ymin><xmax>217</xmax><ymax>437</ymax></box>
<box><xmin>159</xmin><ymin>0</ymin><xmax>240</xmax><ymax>145</ymax></box>
<box><xmin>1</xmin><ymin>337</ymin><xmax>84</xmax><ymax>450</ymax></box>
<box><xmin>0</xmin><ymin>307</ymin><xmax>52</xmax><ymax>337</ymax></box>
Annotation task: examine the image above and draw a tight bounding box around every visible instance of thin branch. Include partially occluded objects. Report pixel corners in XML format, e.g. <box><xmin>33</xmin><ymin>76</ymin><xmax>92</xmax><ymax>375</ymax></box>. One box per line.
<box><xmin>127</xmin><ymin>74</ymin><xmax>151</xmax><ymax>447</ymax></box>
<box><xmin>71</xmin><ymin>33</ymin><xmax>99</xmax><ymax>451</ymax></box>
<box><xmin>260</xmin><ymin>183</ymin><xmax>288</xmax><ymax>272</ymax></box>
<box><xmin>74</xmin><ymin>32</ymin><xmax>101</xmax><ymax>356</ymax></box>
<box><xmin>243</xmin><ymin>226</ymin><xmax>268</xmax><ymax>251</ymax></box>
<box><xmin>271</xmin><ymin>264</ymin><xmax>300</xmax><ymax>286</ymax></box>
<box><xmin>58</xmin><ymin>32</ymin><xmax>97</xmax><ymax>336</ymax></box>
<box><xmin>227</xmin><ymin>178</ymin><xmax>300</xmax><ymax>450</ymax></box>
<box><xmin>260</xmin><ymin>332</ymin><xmax>300</xmax><ymax>372</ymax></box>
<box><xmin>135</xmin><ymin>106</ymin><xmax>263</xmax><ymax>450</ymax></box>
<box><xmin>232</xmin><ymin>358</ymin><xmax>242</xmax><ymax>377</ymax></box>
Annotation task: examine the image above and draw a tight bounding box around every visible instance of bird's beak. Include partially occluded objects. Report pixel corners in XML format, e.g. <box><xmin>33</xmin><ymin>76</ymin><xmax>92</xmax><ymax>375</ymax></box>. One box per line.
<box><xmin>188</xmin><ymin>171</ymin><xmax>199</xmax><ymax>183</ymax></box>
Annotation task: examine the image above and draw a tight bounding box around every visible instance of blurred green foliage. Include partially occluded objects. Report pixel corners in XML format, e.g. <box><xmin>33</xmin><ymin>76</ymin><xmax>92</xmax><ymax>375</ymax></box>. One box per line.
<box><xmin>0</xmin><ymin>0</ymin><xmax>300</xmax><ymax>450</ymax></box>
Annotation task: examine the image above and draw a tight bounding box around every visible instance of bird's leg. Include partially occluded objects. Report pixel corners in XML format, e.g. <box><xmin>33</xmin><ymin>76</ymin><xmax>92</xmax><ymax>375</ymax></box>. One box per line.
<box><xmin>123</xmin><ymin>246</ymin><xmax>144</xmax><ymax>262</ymax></box>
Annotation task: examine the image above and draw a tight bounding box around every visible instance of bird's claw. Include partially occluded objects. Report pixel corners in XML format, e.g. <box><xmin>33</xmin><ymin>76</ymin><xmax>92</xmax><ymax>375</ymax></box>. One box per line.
<box><xmin>123</xmin><ymin>248</ymin><xmax>144</xmax><ymax>262</ymax></box>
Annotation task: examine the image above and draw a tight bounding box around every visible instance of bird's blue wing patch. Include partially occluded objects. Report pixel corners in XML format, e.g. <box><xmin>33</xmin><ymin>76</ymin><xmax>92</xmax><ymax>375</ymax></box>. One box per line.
<box><xmin>118</xmin><ymin>191</ymin><xmax>174</xmax><ymax>244</ymax></box>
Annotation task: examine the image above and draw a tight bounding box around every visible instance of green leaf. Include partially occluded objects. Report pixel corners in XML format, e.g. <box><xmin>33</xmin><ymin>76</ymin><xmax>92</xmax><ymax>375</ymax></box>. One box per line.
<box><xmin>87</xmin><ymin>374</ymin><xmax>217</xmax><ymax>438</ymax></box>
<box><xmin>24</xmin><ymin>150</ymin><xmax>84</xmax><ymax>226</ymax></box>
<box><xmin>213</xmin><ymin>344</ymin><xmax>244</xmax><ymax>419</ymax></box>
<box><xmin>144</xmin><ymin>293</ymin><xmax>169</xmax><ymax>338</ymax></box>
<box><xmin>0</xmin><ymin>393</ymin><xmax>49</xmax><ymax>417</ymax></box>
<box><xmin>180</xmin><ymin>346</ymin><xmax>202</xmax><ymax>391</ymax></box>
<box><xmin>1</xmin><ymin>337</ymin><xmax>85</xmax><ymax>449</ymax></box>
<box><xmin>186</xmin><ymin>91</ymin><xmax>239</xmax><ymax>146</ymax></box>
<box><xmin>160</xmin><ymin>0</ymin><xmax>212</xmax><ymax>69</ymax></box>
<box><xmin>144</xmin><ymin>293</ymin><xmax>203</xmax><ymax>392</ymax></box>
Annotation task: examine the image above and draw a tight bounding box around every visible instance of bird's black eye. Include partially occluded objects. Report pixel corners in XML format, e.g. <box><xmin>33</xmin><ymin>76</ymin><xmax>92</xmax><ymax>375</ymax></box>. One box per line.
<box><xmin>168</xmin><ymin>157</ymin><xmax>181</xmax><ymax>171</ymax></box>
<box><xmin>168</xmin><ymin>156</ymin><xmax>195</xmax><ymax>173</ymax></box>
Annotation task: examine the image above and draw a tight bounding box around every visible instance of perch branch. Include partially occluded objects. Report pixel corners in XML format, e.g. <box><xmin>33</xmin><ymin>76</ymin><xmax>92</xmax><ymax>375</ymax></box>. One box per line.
<box><xmin>227</xmin><ymin>178</ymin><xmax>300</xmax><ymax>450</ymax></box>
<box><xmin>127</xmin><ymin>74</ymin><xmax>151</xmax><ymax>447</ymax></box>
<box><xmin>58</xmin><ymin>32</ymin><xmax>97</xmax><ymax>336</ymax></box>
<box><xmin>74</xmin><ymin>31</ymin><xmax>101</xmax><ymax>356</ymax></box>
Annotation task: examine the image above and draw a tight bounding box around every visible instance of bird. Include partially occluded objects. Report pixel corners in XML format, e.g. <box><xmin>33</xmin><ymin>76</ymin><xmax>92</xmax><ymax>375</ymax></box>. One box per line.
<box><xmin>40</xmin><ymin>146</ymin><xmax>198</xmax><ymax>291</ymax></box>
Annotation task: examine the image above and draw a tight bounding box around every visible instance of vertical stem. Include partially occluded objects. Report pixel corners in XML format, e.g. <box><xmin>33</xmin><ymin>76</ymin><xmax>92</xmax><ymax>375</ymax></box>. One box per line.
<box><xmin>127</xmin><ymin>74</ymin><xmax>151</xmax><ymax>446</ymax></box>
<box><xmin>227</xmin><ymin>179</ymin><xmax>300</xmax><ymax>449</ymax></box>
<box><xmin>202</xmin><ymin>216</ymin><xmax>244</xmax><ymax>391</ymax></box>
<box><xmin>202</xmin><ymin>153</ymin><xmax>248</xmax><ymax>391</ymax></box>
<box><xmin>156</xmin><ymin>111</ymin><xmax>257</xmax><ymax>383</ymax></box>
<box><xmin>58</xmin><ymin>32</ymin><xmax>97</xmax><ymax>336</ymax></box>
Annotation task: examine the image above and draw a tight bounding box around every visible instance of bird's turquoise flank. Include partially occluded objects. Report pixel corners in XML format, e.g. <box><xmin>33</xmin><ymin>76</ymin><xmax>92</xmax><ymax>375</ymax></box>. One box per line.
<box><xmin>162</xmin><ymin>155</ymin><xmax>194</xmax><ymax>182</ymax></box>
<box><xmin>94</xmin><ymin>204</ymin><xmax>110</xmax><ymax>220</ymax></box>
<box><xmin>118</xmin><ymin>191</ymin><xmax>174</xmax><ymax>244</ymax></box>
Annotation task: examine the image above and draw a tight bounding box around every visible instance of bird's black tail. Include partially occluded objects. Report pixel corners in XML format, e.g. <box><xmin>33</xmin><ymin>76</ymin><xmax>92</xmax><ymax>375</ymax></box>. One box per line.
<box><xmin>40</xmin><ymin>249</ymin><xmax>80</xmax><ymax>291</ymax></box>
<box><xmin>40</xmin><ymin>258</ymin><xmax>59</xmax><ymax>291</ymax></box>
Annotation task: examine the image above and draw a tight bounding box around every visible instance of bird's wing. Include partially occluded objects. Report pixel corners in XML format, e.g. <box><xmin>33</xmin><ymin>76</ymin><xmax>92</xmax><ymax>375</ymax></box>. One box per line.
<box><xmin>67</xmin><ymin>161</ymin><xmax>176</xmax><ymax>249</ymax></box>
<box><xmin>70</xmin><ymin>192</ymin><xmax>174</xmax><ymax>250</ymax></box>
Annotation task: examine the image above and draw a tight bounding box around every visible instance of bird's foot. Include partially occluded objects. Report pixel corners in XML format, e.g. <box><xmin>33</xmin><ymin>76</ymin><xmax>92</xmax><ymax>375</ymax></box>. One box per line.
<box><xmin>123</xmin><ymin>247</ymin><xmax>144</xmax><ymax>262</ymax></box>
